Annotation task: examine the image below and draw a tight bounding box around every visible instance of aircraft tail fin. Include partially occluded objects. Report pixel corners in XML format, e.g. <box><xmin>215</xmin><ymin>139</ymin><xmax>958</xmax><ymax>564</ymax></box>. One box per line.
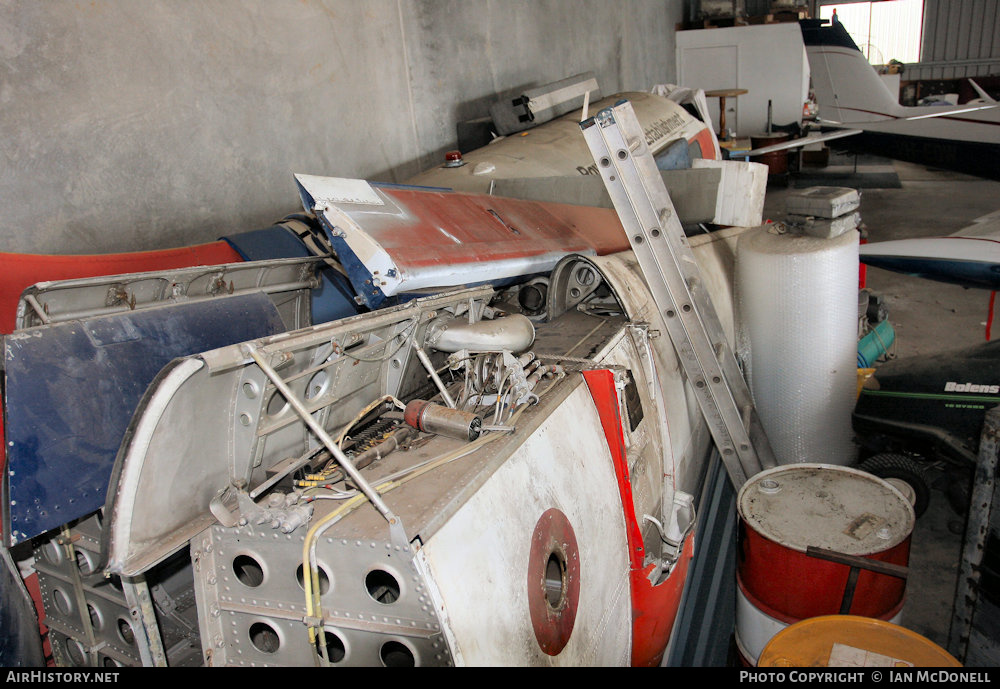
<box><xmin>969</xmin><ymin>78</ymin><xmax>998</xmax><ymax>104</ymax></box>
<box><xmin>800</xmin><ymin>19</ymin><xmax>904</xmax><ymax>124</ymax></box>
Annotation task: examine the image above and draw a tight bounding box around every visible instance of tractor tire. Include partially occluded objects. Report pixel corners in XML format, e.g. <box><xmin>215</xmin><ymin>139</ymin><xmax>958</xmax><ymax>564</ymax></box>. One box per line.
<box><xmin>858</xmin><ymin>453</ymin><xmax>931</xmax><ymax>518</ymax></box>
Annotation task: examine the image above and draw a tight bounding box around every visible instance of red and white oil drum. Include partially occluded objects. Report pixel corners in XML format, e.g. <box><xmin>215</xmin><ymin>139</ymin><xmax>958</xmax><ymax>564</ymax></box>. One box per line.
<box><xmin>734</xmin><ymin>463</ymin><xmax>915</xmax><ymax>665</ymax></box>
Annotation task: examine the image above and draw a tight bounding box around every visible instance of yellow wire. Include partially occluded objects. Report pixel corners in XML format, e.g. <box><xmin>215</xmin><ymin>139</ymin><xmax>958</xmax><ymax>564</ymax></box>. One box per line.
<box><xmin>300</xmin><ymin>408</ymin><xmax>527</xmax><ymax>651</ymax></box>
<box><xmin>299</xmin><ymin>385</ymin><xmax>558</xmax><ymax>667</ymax></box>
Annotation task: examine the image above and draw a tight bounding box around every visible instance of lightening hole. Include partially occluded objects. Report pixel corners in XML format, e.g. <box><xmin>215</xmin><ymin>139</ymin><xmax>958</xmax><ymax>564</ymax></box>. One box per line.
<box><xmin>365</xmin><ymin>569</ymin><xmax>400</xmax><ymax>605</ymax></box>
<box><xmin>249</xmin><ymin>622</ymin><xmax>280</xmax><ymax>654</ymax></box>
<box><xmin>233</xmin><ymin>554</ymin><xmax>265</xmax><ymax>588</ymax></box>
<box><xmin>380</xmin><ymin>640</ymin><xmax>415</xmax><ymax>667</ymax></box>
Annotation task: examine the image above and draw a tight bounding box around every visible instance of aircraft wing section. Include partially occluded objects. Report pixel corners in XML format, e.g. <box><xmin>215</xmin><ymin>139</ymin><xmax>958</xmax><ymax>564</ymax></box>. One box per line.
<box><xmin>748</xmin><ymin>129</ymin><xmax>862</xmax><ymax>157</ymax></box>
<box><xmin>859</xmin><ymin>219</ymin><xmax>1000</xmax><ymax>290</ymax></box>
<box><xmin>294</xmin><ymin>174</ymin><xmax>630</xmax><ymax>308</ymax></box>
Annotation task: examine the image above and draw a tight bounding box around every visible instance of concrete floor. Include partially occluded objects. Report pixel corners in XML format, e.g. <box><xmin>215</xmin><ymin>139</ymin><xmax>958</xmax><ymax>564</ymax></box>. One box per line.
<box><xmin>761</xmin><ymin>156</ymin><xmax>1000</xmax><ymax>654</ymax></box>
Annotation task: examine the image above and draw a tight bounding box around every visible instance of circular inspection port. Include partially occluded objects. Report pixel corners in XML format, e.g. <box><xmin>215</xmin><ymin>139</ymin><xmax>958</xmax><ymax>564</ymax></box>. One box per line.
<box><xmin>117</xmin><ymin>618</ymin><xmax>135</xmax><ymax>646</ymax></box>
<box><xmin>233</xmin><ymin>554</ymin><xmax>265</xmax><ymax>588</ymax></box>
<box><xmin>296</xmin><ymin>563</ymin><xmax>331</xmax><ymax>596</ymax></box>
<box><xmin>315</xmin><ymin>629</ymin><xmax>347</xmax><ymax>664</ymax></box>
<box><xmin>249</xmin><ymin>621</ymin><xmax>281</xmax><ymax>654</ymax></box>
<box><xmin>365</xmin><ymin>569</ymin><xmax>400</xmax><ymax>605</ymax></box>
<box><xmin>380</xmin><ymin>640</ymin><xmax>415</xmax><ymax>667</ymax></box>
<box><xmin>527</xmin><ymin>508</ymin><xmax>580</xmax><ymax>656</ymax></box>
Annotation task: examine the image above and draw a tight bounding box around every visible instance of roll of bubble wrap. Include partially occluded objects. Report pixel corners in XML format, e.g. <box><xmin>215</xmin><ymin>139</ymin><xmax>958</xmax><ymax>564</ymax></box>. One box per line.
<box><xmin>736</xmin><ymin>226</ymin><xmax>860</xmax><ymax>466</ymax></box>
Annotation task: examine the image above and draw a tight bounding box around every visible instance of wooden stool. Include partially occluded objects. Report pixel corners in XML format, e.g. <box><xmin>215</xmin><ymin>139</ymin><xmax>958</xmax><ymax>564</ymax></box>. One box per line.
<box><xmin>705</xmin><ymin>88</ymin><xmax>748</xmax><ymax>140</ymax></box>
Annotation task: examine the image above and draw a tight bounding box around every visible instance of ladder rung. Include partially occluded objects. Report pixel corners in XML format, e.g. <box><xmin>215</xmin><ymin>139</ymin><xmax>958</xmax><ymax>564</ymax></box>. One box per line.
<box><xmin>580</xmin><ymin>101</ymin><xmax>776</xmax><ymax>488</ymax></box>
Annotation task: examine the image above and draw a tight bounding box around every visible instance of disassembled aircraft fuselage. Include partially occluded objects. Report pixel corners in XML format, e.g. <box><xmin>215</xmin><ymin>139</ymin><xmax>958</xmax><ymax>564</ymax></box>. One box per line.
<box><xmin>4</xmin><ymin>92</ymin><xmax>747</xmax><ymax>667</ymax></box>
<box><xmin>25</xmin><ymin>226</ymin><xmax>744</xmax><ymax>667</ymax></box>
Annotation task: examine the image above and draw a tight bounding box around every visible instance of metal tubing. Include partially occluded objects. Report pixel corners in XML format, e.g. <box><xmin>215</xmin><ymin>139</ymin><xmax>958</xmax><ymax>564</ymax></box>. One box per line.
<box><xmin>948</xmin><ymin>406</ymin><xmax>1000</xmax><ymax>661</ymax></box>
<box><xmin>244</xmin><ymin>344</ymin><xmax>401</xmax><ymax>530</ymax></box>
<box><xmin>24</xmin><ymin>294</ymin><xmax>51</xmax><ymax>325</ymax></box>
<box><xmin>414</xmin><ymin>345</ymin><xmax>456</xmax><ymax>408</ymax></box>
<box><xmin>425</xmin><ymin>314</ymin><xmax>535</xmax><ymax>353</ymax></box>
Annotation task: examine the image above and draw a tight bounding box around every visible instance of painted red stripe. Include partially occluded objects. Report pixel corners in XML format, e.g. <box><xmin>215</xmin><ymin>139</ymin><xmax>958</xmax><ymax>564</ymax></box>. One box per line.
<box><xmin>581</xmin><ymin>368</ymin><xmax>692</xmax><ymax>667</ymax></box>
<box><xmin>581</xmin><ymin>369</ymin><xmax>644</xmax><ymax>568</ymax></box>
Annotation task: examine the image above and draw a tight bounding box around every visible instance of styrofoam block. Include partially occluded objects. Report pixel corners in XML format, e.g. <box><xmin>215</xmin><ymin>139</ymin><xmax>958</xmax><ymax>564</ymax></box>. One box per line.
<box><xmin>691</xmin><ymin>158</ymin><xmax>768</xmax><ymax>227</ymax></box>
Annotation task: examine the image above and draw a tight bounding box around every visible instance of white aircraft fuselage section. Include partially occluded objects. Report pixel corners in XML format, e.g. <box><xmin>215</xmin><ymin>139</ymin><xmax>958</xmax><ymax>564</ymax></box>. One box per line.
<box><xmin>799</xmin><ymin>19</ymin><xmax>1000</xmax><ymax>179</ymax></box>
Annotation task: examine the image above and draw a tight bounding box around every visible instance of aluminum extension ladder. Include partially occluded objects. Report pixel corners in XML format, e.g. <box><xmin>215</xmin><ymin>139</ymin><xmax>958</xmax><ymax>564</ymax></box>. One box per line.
<box><xmin>580</xmin><ymin>100</ymin><xmax>776</xmax><ymax>488</ymax></box>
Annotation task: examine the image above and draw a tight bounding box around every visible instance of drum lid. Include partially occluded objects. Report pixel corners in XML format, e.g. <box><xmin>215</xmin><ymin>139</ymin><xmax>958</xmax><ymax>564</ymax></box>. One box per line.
<box><xmin>758</xmin><ymin>615</ymin><xmax>960</xmax><ymax>667</ymax></box>
<box><xmin>738</xmin><ymin>463</ymin><xmax>915</xmax><ymax>555</ymax></box>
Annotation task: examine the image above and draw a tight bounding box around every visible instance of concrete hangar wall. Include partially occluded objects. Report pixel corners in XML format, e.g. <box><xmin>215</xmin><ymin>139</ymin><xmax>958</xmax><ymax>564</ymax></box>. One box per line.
<box><xmin>0</xmin><ymin>0</ymin><xmax>683</xmax><ymax>255</ymax></box>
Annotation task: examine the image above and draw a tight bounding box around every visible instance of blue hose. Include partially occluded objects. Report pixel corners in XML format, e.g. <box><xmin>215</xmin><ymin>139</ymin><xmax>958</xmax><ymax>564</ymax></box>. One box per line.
<box><xmin>857</xmin><ymin>319</ymin><xmax>895</xmax><ymax>368</ymax></box>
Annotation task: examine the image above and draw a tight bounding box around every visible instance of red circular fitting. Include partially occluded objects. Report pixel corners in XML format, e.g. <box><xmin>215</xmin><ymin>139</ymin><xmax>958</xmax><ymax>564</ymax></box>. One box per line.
<box><xmin>527</xmin><ymin>508</ymin><xmax>580</xmax><ymax>656</ymax></box>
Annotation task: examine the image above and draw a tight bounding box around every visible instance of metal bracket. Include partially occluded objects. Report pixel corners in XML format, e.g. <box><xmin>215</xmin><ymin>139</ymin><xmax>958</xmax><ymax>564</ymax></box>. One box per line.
<box><xmin>806</xmin><ymin>545</ymin><xmax>909</xmax><ymax>615</ymax></box>
<box><xmin>121</xmin><ymin>575</ymin><xmax>168</xmax><ymax>667</ymax></box>
<box><xmin>948</xmin><ymin>406</ymin><xmax>1000</xmax><ymax>662</ymax></box>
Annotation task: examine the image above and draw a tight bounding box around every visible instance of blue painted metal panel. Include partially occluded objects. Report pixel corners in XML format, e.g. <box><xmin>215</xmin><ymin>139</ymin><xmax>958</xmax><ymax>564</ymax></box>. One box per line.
<box><xmin>3</xmin><ymin>293</ymin><xmax>286</xmax><ymax>545</ymax></box>
<box><xmin>860</xmin><ymin>255</ymin><xmax>1000</xmax><ymax>291</ymax></box>
<box><xmin>222</xmin><ymin>221</ymin><xmax>361</xmax><ymax>323</ymax></box>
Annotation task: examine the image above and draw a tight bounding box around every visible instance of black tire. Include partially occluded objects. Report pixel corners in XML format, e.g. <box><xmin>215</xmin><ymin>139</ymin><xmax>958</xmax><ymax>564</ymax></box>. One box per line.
<box><xmin>858</xmin><ymin>453</ymin><xmax>931</xmax><ymax>518</ymax></box>
<box><xmin>945</xmin><ymin>469</ymin><xmax>973</xmax><ymax>516</ymax></box>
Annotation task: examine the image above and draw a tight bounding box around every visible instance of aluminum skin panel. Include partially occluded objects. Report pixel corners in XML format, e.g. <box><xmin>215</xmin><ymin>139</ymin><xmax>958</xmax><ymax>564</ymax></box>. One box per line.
<box><xmin>860</xmin><ymin>234</ymin><xmax>1000</xmax><ymax>291</ymax></box>
<box><xmin>420</xmin><ymin>383</ymin><xmax>632</xmax><ymax>666</ymax></box>
<box><xmin>15</xmin><ymin>257</ymin><xmax>322</xmax><ymax>331</ymax></box>
<box><xmin>103</xmin><ymin>287</ymin><xmax>497</xmax><ymax>576</ymax></box>
<box><xmin>296</xmin><ymin>175</ymin><xmax>630</xmax><ymax>308</ymax></box>
<box><xmin>405</xmin><ymin>92</ymin><xmax>711</xmax><ymax>193</ymax></box>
